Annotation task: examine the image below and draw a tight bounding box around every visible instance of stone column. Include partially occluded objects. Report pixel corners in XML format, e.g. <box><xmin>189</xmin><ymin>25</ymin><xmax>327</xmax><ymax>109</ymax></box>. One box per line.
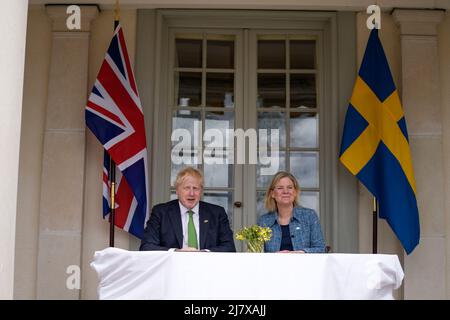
<box><xmin>393</xmin><ymin>9</ymin><xmax>445</xmax><ymax>299</ymax></box>
<box><xmin>0</xmin><ymin>0</ymin><xmax>28</xmax><ymax>300</ymax></box>
<box><xmin>37</xmin><ymin>5</ymin><xmax>98</xmax><ymax>299</ymax></box>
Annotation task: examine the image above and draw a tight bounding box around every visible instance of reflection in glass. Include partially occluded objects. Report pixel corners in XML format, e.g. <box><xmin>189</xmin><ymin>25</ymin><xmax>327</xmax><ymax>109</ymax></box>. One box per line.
<box><xmin>171</xmin><ymin>111</ymin><xmax>201</xmax><ymax>181</ymax></box>
<box><xmin>257</xmin><ymin>112</ymin><xmax>286</xmax><ymax>148</ymax></box>
<box><xmin>175</xmin><ymin>38</ymin><xmax>202</xmax><ymax>68</ymax></box>
<box><xmin>204</xmin><ymin>163</ymin><xmax>233</xmax><ymax>188</ymax></box>
<box><xmin>290</xmin><ymin>40</ymin><xmax>315</xmax><ymax>69</ymax></box>
<box><xmin>258</xmin><ymin>73</ymin><xmax>286</xmax><ymax>108</ymax></box>
<box><xmin>258</xmin><ymin>40</ymin><xmax>285</xmax><ymax>69</ymax></box>
<box><xmin>207</xmin><ymin>40</ymin><xmax>234</xmax><ymax>69</ymax></box>
<box><xmin>290</xmin><ymin>112</ymin><xmax>318</xmax><ymax>148</ymax></box>
<box><xmin>205</xmin><ymin>111</ymin><xmax>234</xmax><ymax>131</ymax></box>
<box><xmin>290</xmin><ymin>152</ymin><xmax>319</xmax><ymax>188</ymax></box>
<box><xmin>257</xmin><ymin>151</ymin><xmax>285</xmax><ymax>188</ymax></box>
<box><xmin>206</xmin><ymin>73</ymin><xmax>234</xmax><ymax>108</ymax></box>
<box><xmin>172</xmin><ymin>110</ymin><xmax>201</xmax><ymax>146</ymax></box>
<box><xmin>203</xmin><ymin>111</ymin><xmax>234</xmax><ymax>171</ymax></box>
<box><xmin>203</xmin><ymin>191</ymin><xmax>234</xmax><ymax>227</ymax></box>
<box><xmin>290</xmin><ymin>73</ymin><xmax>316</xmax><ymax>109</ymax></box>
<box><xmin>170</xmin><ymin>162</ymin><xmax>200</xmax><ymax>187</ymax></box>
<box><xmin>256</xmin><ymin>191</ymin><xmax>267</xmax><ymax>219</ymax></box>
<box><xmin>175</xmin><ymin>72</ymin><xmax>201</xmax><ymax>106</ymax></box>
<box><xmin>300</xmin><ymin>191</ymin><xmax>319</xmax><ymax>216</ymax></box>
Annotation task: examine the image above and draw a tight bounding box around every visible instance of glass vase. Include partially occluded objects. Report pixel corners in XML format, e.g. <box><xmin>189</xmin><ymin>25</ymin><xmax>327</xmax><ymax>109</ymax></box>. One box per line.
<box><xmin>247</xmin><ymin>240</ymin><xmax>264</xmax><ymax>253</ymax></box>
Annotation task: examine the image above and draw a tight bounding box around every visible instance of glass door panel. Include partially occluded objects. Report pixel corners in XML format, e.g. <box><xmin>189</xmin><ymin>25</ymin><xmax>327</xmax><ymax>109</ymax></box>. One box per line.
<box><xmin>171</xmin><ymin>31</ymin><xmax>240</xmax><ymax>226</ymax></box>
<box><xmin>254</xmin><ymin>33</ymin><xmax>319</xmax><ymax>218</ymax></box>
<box><xmin>168</xmin><ymin>28</ymin><xmax>321</xmax><ymax>245</ymax></box>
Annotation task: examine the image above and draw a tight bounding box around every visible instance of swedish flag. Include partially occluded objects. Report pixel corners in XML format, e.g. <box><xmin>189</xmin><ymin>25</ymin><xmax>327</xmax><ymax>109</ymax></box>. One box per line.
<box><xmin>339</xmin><ymin>29</ymin><xmax>420</xmax><ymax>254</ymax></box>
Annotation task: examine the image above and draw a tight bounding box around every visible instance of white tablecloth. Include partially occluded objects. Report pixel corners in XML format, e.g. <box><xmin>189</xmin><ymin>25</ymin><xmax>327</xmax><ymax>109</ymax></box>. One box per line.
<box><xmin>90</xmin><ymin>247</ymin><xmax>404</xmax><ymax>300</ymax></box>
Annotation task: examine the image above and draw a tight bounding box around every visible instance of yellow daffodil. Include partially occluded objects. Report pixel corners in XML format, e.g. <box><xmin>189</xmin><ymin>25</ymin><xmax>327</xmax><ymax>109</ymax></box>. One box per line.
<box><xmin>235</xmin><ymin>225</ymin><xmax>272</xmax><ymax>252</ymax></box>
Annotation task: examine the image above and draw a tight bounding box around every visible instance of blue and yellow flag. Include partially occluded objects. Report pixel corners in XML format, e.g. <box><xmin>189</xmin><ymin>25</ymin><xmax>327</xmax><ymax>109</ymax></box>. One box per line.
<box><xmin>339</xmin><ymin>29</ymin><xmax>420</xmax><ymax>254</ymax></box>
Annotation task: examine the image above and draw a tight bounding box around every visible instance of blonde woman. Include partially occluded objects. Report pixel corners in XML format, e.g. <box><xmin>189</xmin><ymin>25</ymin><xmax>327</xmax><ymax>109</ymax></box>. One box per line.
<box><xmin>257</xmin><ymin>171</ymin><xmax>326</xmax><ymax>253</ymax></box>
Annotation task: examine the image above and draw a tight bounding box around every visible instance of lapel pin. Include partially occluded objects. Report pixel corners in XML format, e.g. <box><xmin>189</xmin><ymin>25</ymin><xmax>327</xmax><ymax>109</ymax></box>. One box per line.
<box><xmin>204</xmin><ymin>220</ymin><xmax>209</xmax><ymax>223</ymax></box>
<box><xmin>296</xmin><ymin>227</ymin><xmax>300</xmax><ymax>230</ymax></box>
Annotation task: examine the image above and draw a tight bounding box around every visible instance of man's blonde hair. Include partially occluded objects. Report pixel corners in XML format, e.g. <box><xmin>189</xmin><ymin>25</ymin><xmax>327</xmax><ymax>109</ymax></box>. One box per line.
<box><xmin>174</xmin><ymin>166</ymin><xmax>204</xmax><ymax>189</ymax></box>
<box><xmin>264</xmin><ymin>171</ymin><xmax>300</xmax><ymax>212</ymax></box>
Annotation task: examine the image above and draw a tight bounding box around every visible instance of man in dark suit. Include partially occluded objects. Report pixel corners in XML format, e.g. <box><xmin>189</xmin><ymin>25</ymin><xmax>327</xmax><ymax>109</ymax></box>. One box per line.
<box><xmin>140</xmin><ymin>167</ymin><xmax>236</xmax><ymax>252</ymax></box>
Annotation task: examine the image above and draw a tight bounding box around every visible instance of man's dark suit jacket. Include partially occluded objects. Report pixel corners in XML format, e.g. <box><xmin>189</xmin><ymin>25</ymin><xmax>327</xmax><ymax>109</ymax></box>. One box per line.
<box><xmin>140</xmin><ymin>199</ymin><xmax>236</xmax><ymax>252</ymax></box>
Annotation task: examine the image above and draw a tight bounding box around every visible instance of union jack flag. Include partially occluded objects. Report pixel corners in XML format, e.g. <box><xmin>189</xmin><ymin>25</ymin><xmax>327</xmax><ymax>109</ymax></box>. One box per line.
<box><xmin>86</xmin><ymin>24</ymin><xmax>148</xmax><ymax>238</ymax></box>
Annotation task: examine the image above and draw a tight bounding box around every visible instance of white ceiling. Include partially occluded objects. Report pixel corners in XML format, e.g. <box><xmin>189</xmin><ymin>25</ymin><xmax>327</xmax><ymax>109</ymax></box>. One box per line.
<box><xmin>28</xmin><ymin>0</ymin><xmax>450</xmax><ymax>11</ymax></box>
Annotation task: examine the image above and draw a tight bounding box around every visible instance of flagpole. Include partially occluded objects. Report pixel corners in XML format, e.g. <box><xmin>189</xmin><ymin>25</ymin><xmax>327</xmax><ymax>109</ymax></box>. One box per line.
<box><xmin>373</xmin><ymin>197</ymin><xmax>378</xmax><ymax>254</ymax></box>
<box><xmin>109</xmin><ymin>159</ymin><xmax>115</xmax><ymax>247</ymax></box>
<box><xmin>108</xmin><ymin>0</ymin><xmax>120</xmax><ymax>247</ymax></box>
<box><xmin>114</xmin><ymin>0</ymin><xmax>120</xmax><ymax>29</ymax></box>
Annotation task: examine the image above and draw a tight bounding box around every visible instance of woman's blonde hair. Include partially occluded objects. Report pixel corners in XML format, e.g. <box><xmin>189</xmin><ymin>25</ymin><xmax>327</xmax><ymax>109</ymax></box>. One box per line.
<box><xmin>264</xmin><ymin>171</ymin><xmax>300</xmax><ymax>212</ymax></box>
<box><xmin>174</xmin><ymin>166</ymin><xmax>204</xmax><ymax>189</ymax></box>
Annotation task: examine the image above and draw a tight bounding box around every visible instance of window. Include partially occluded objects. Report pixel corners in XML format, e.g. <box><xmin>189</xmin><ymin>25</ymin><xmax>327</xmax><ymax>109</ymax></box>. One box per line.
<box><xmin>169</xmin><ymin>32</ymin><xmax>240</xmax><ymax>226</ymax></box>
<box><xmin>255</xmin><ymin>35</ymin><xmax>320</xmax><ymax>218</ymax></box>
<box><xmin>144</xmin><ymin>10</ymin><xmax>356</xmax><ymax>251</ymax></box>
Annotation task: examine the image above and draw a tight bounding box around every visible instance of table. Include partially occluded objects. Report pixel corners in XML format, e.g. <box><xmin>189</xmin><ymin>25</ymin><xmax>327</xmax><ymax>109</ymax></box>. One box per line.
<box><xmin>90</xmin><ymin>247</ymin><xmax>404</xmax><ymax>300</ymax></box>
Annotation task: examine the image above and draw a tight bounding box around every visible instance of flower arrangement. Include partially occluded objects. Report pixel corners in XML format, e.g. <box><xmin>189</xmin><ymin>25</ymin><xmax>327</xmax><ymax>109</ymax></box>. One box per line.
<box><xmin>235</xmin><ymin>225</ymin><xmax>272</xmax><ymax>253</ymax></box>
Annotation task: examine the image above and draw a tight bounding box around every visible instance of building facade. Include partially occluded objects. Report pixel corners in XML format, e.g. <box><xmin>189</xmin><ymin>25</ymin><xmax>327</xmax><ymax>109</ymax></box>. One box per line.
<box><xmin>1</xmin><ymin>0</ymin><xmax>450</xmax><ymax>299</ymax></box>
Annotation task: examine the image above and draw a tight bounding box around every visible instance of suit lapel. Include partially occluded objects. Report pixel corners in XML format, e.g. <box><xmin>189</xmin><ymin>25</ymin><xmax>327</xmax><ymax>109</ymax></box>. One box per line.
<box><xmin>199</xmin><ymin>202</ymin><xmax>210</xmax><ymax>249</ymax></box>
<box><xmin>168</xmin><ymin>201</ymin><xmax>183</xmax><ymax>248</ymax></box>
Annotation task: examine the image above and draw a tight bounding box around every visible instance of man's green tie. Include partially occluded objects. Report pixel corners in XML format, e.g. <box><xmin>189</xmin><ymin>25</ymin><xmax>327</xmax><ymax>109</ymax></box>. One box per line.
<box><xmin>187</xmin><ymin>210</ymin><xmax>198</xmax><ymax>249</ymax></box>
